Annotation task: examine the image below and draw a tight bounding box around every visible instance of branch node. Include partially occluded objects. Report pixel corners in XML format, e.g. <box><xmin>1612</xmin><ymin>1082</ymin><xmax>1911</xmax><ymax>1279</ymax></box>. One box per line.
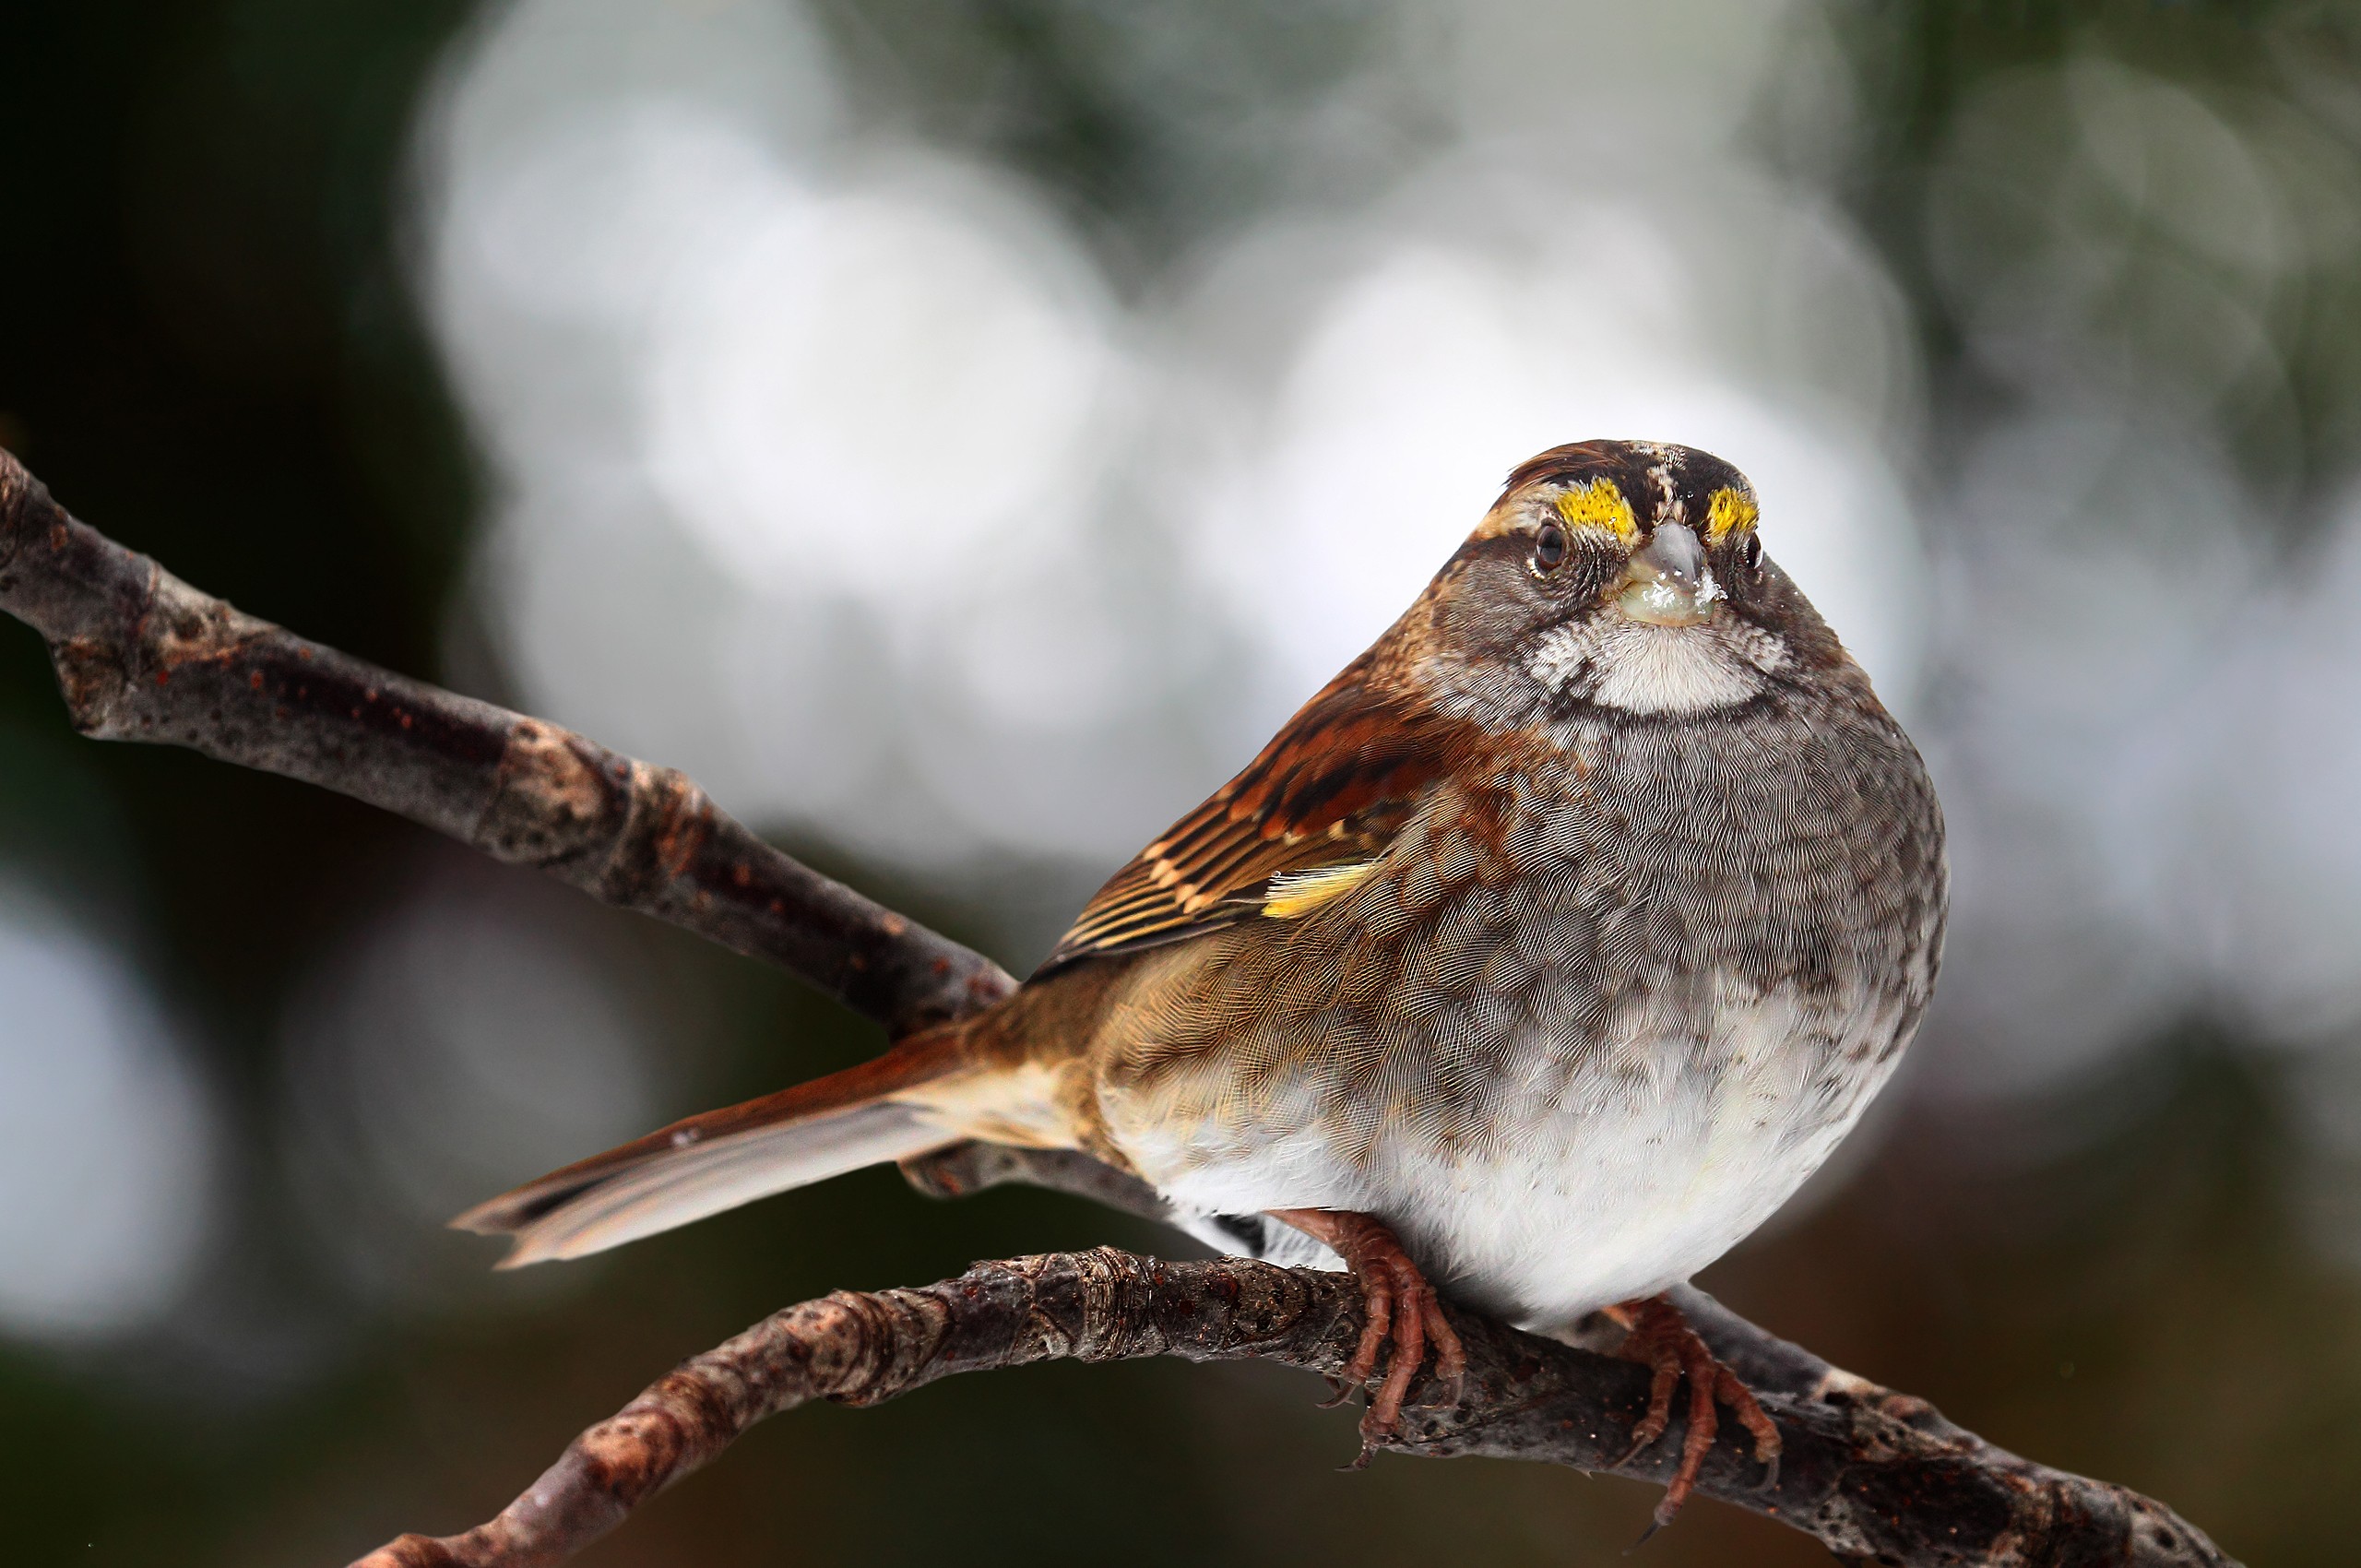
<box><xmin>477</xmin><ymin>719</ymin><xmax>623</xmax><ymax>870</ymax></box>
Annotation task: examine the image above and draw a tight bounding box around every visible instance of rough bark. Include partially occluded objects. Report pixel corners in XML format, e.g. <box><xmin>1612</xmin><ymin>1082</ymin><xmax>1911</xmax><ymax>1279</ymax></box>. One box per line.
<box><xmin>348</xmin><ymin>1251</ymin><xmax>2231</xmax><ymax>1568</ymax></box>
<box><xmin>0</xmin><ymin>449</ymin><xmax>2240</xmax><ymax>1567</ymax></box>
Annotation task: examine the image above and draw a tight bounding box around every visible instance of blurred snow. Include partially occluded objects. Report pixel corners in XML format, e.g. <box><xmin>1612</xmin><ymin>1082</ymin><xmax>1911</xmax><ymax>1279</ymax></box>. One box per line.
<box><xmin>2197</xmin><ymin>488</ymin><xmax>2361</xmax><ymax>1044</ymax></box>
<box><xmin>0</xmin><ymin>879</ymin><xmax>216</xmax><ymax>1342</ymax></box>
<box><xmin>643</xmin><ymin>160</ymin><xmax>1121</xmax><ymax>608</ymax></box>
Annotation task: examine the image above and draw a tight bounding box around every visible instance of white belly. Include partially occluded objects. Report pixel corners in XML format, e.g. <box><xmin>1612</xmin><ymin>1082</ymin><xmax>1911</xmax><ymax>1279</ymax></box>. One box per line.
<box><xmin>1128</xmin><ymin>980</ymin><xmax>1907</xmax><ymax>1326</ymax></box>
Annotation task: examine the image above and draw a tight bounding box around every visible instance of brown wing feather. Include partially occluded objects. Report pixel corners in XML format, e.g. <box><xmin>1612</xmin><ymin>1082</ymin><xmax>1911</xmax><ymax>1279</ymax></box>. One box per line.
<box><xmin>1039</xmin><ymin>656</ymin><xmax>1474</xmax><ymax>971</ymax></box>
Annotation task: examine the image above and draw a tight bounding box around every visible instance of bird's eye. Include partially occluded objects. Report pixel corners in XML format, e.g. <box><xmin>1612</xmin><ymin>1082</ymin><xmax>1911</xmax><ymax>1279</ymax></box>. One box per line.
<box><xmin>1532</xmin><ymin>521</ymin><xmax>1569</xmax><ymax>573</ymax></box>
<box><xmin>1738</xmin><ymin>532</ymin><xmax>1762</xmax><ymax>570</ymax></box>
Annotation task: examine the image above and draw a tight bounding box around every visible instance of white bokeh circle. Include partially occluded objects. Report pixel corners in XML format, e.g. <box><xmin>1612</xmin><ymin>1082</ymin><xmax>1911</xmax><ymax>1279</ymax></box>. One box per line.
<box><xmin>644</xmin><ymin>160</ymin><xmax>1121</xmax><ymax>603</ymax></box>
<box><xmin>0</xmin><ymin>884</ymin><xmax>216</xmax><ymax>1341</ymax></box>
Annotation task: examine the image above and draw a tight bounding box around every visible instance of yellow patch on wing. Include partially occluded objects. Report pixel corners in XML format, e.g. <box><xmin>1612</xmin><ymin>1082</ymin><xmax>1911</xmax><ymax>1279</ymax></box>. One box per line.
<box><xmin>1705</xmin><ymin>485</ymin><xmax>1759</xmax><ymax>543</ymax></box>
<box><xmin>1261</xmin><ymin>859</ymin><xmax>1382</xmax><ymax>920</ymax></box>
<box><xmin>1554</xmin><ymin>479</ymin><xmax>1641</xmax><ymax>545</ymax></box>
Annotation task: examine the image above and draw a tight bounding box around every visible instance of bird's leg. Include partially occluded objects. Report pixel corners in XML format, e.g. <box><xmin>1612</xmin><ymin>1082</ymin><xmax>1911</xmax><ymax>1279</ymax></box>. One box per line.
<box><xmin>1266</xmin><ymin>1208</ymin><xmax>1467</xmax><ymax>1461</ymax></box>
<box><xmin>1607</xmin><ymin>1293</ymin><xmax>1782</xmax><ymax>1530</ymax></box>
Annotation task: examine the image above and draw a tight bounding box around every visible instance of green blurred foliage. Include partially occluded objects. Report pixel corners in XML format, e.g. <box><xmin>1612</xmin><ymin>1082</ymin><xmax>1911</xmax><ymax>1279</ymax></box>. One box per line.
<box><xmin>1839</xmin><ymin>0</ymin><xmax>2361</xmax><ymax>497</ymax></box>
<box><xmin>3</xmin><ymin>3</ymin><xmax>2358</xmax><ymax>1566</ymax></box>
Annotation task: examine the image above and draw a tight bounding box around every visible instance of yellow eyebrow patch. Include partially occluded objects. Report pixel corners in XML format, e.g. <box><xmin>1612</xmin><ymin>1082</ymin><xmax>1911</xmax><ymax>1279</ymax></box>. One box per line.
<box><xmin>1705</xmin><ymin>486</ymin><xmax>1759</xmax><ymax>543</ymax></box>
<box><xmin>1554</xmin><ymin>479</ymin><xmax>1640</xmax><ymax>545</ymax></box>
<box><xmin>1262</xmin><ymin>860</ymin><xmax>1382</xmax><ymax>920</ymax></box>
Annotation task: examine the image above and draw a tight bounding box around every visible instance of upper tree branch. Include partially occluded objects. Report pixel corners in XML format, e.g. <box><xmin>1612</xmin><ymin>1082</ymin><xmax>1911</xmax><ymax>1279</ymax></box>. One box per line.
<box><xmin>0</xmin><ymin>449</ymin><xmax>1011</xmax><ymax>1037</ymax></box>
<box><xmin>0</xmin><ymin>448</ymin><xmax>2240</xmax><ymax>1566</ymax></box>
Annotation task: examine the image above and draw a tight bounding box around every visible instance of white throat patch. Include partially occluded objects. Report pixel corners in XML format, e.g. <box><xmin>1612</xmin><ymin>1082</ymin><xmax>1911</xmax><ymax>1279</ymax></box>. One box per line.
<box><xmin>1527</xmin><ymin>616</ymin><xmax>1785</xmax><ymax>715</ymax></box>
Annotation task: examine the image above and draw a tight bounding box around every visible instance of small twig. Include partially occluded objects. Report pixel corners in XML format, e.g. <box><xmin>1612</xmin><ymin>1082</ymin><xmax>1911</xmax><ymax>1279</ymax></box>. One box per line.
<box><xmin>347</xmin><ymin>1249</ymin><xmax>2233</xmax><ymax>1568</ymax></box>
<box><xmin>0</xmin><ymin>450</ymin><xmax>2243</xmax><ymax>1567</ymax></box>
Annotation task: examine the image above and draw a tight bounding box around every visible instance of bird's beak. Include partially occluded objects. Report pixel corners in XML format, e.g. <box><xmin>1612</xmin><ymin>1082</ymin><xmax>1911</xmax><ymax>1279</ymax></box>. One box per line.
<box><xmin>1617</xmin><ymin>522</ymin><xmax>1722</xmax><ymax>627</ymax></box>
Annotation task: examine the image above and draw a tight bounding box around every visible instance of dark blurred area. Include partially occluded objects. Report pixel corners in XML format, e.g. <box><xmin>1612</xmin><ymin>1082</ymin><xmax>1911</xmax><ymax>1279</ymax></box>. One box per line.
<box><xmin>5</xmin><ymin>3</ymin><xmax>2360</xmax><ymax>1564</ymax></box>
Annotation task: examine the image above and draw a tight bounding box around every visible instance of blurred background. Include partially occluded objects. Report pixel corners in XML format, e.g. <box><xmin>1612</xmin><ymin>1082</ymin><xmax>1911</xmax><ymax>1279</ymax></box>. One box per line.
<box><xmin>5</xmin><ymin>1</ymin><xmax>2360</xmax><ymax>1562</ymax></box>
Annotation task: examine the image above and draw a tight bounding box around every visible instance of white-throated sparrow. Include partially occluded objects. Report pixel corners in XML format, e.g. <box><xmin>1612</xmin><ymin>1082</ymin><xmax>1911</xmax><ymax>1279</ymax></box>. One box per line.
<box><xmin>459</xmin><ymin>440</ymin><xmax>1948</xmax><ymax>1523</ymax></box>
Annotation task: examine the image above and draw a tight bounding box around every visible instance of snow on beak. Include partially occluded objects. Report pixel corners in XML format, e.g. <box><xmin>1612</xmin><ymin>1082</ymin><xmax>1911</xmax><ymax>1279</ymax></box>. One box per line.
<box><xmin>1617</xmin><ymin>521</ymin><xmax>1722</xmax><ymax>627</ymax></box>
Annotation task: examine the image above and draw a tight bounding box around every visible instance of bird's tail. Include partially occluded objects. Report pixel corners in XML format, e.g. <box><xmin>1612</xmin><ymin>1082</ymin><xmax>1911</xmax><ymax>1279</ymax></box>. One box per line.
<box><xmin>453</xmin><ymin>1020</ymin><xmax>1051</xmax><ymax>1268</ymax></box>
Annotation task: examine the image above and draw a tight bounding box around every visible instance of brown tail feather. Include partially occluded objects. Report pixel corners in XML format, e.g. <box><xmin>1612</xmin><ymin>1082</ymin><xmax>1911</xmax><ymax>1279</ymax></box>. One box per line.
<box><xmin>453</xmin><ymin>1028</ymin><xmax>1000</xmax><ymax>1267</ymax></box>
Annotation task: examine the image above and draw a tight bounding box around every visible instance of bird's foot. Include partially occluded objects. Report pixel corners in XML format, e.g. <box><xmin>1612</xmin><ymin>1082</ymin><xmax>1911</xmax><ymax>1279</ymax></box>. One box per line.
<box><xmin>1266</xmin><ymin>1207</ymin><xmax>1468</xmax><ymax>1463</ymax></box>
<box><xmin>1608</xmin><ymin>1293</ymin><xmax>1781</xmax><ymax>1532</ymax></box>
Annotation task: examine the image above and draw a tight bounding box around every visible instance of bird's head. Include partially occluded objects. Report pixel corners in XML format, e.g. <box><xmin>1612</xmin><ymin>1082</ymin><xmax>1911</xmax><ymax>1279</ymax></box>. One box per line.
<box><xmin>1394</xmin><ymin>439</ymin><xmax>1857</xmax><ymax>729</ymax></box>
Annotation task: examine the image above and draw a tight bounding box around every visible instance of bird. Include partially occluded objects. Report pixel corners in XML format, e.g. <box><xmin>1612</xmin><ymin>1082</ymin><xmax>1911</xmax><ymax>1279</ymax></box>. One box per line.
<box><xmin>456</xmin><ymin>439</ymin><xmax>1948</xmax><ymax>1525</ymax></box>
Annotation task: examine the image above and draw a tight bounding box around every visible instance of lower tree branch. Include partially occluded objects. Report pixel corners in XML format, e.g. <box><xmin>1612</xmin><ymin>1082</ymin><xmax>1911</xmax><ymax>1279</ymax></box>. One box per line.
<box><xmin>0</xmin><ymin>449</ymin><xmax>2242</xmax><ymax>1565</ymax></box>
<box><xmin>348</xmin><ymin>1249</ymin><xmax>2231</xmax><ymax>1568</ymax></box>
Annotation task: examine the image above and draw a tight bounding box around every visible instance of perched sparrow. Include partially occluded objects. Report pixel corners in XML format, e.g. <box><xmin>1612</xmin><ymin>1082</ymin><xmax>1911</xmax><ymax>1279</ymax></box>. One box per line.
<box><xmin>459</xmin><ymin>440</ymin><xmax>1948</xmax><ymax>1524</ymax></box>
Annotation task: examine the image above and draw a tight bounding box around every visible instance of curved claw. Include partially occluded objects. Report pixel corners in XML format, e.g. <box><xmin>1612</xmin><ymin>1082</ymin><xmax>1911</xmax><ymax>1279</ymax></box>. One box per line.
<box><xmin>1265</xmin><ymin>1207</ymin><xmax>1468</xmax><ymax>1454</ymax></box>
<box><xmin>1608</xmin><ymin>1293</ymin><xmax>1783</xmax><ymax>1528</ymax></box>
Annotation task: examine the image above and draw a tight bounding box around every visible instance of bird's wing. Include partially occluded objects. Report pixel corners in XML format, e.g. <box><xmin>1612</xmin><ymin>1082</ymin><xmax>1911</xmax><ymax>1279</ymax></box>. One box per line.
<box><xmin>1039</xmin><ymin>656</ymin><xmax>1476</xmax><ymax>970</ymax></box>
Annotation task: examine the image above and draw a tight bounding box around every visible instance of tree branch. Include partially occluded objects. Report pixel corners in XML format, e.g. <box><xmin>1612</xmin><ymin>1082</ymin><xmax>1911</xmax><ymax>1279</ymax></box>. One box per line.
<box><xmin>0</xmin><ymin>449</ymin><xmax>1011</xmax><ymax>1038</ymax></box>
<box><xmin>0</xmin><ymin>449</ymin><xmax>2240</xmax><ymax>1566</ymax></box>
<box><xmin>347</xmin><ymin>1249</ymin><xmax>2230</xmax><ymax>1568</ymax></box>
